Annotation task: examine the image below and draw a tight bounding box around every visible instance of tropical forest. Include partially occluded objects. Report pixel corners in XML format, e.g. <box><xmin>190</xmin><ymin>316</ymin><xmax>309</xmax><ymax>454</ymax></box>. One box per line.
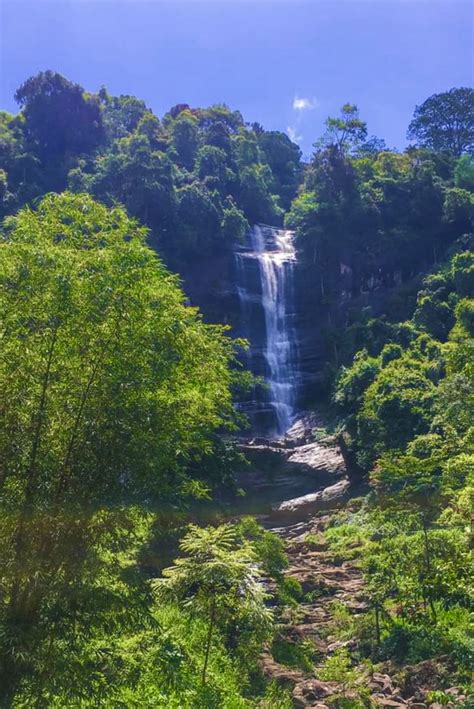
<box><xmin>0</xmin><ymin>22</ymin><xmax>473</xmax><ymax>709</ymax></box>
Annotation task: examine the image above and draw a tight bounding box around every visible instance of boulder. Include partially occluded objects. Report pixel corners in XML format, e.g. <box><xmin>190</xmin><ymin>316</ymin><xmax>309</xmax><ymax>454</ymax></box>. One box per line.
<box><xmin>271</xmin><ymin>479</ymin><xmax>351</xmax><ymax>522</ymax></box>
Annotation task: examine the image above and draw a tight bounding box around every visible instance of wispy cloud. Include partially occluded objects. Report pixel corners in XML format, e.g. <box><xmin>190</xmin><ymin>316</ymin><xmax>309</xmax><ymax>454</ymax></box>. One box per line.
<box><xmin>287</xmin><ymin>126</ymin><xmax>302</xmax><ymax>144</ymax></box>
<box><xmin>292</xmin><ymin>95</ymin><xmax>318</xmax><ymax>111</ymax></box>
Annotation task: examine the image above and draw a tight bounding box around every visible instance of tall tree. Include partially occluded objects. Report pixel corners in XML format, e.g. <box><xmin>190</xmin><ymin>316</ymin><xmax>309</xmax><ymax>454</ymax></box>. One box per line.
<box><xmin>15</xmin><ymin>71</ymin><xmax>105</xmax><ymax>161</ymax></box>
<box><xmin>153</xmin><ymin>524</ymin><xmax>272</xmax><ymax>685</ymax></box>
<box><xmin>0</xmin><ymin>192</ymin><xmax>240</xmax><ymax>700</ymax></box>
<box><xmin>317</xmin><ymin>103</ymin><xmax>368</xmax><ymax>156</ymax></box>
<box><xmin>407</xmin><ymin>88</ymin><xmax>474</xmax><ymax>156</ymax></box>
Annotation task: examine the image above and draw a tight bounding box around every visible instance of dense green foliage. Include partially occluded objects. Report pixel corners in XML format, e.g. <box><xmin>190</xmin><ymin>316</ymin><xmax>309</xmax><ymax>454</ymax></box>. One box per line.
<box><xmin>287</xmin><ymin>132</ymin><xmax>473</xmax><ymax>297</ymax></box>
<box><xmin>1</xmin><ymin>71</ymin><xmax>473</xmax><ymax>704</ymax></box>
<box><xmin>0</xmin><ymin>71</ymin><xmax>301</xmax><ymax>265</ymax></box>
<box><xmin>283</xmin><ymin>92</ymin><xmax>473</xmax><ymax>694</ymax></box>
<box><xmin>330</xmin><ymin>249</ymin><xmax>474</xmax><ymax>675</ymax></box>
<box><xmin>334</xmin><ymin>250</ymin><xmax>474</xmax><ymax>466</ymax></box>
<box><xmin>407</xmin><ymin>87</ymin><xmax>474</xmax><ymax>157</ymax></box>
<box><xmin>0</xmin><ymin>193</ymin><xmax>280</xmax><ymax>706</ymax></box>
<box><xmin>154</xmin><ymin>524</ymin><xmax>272</xmax><ymax>687</ymax></box>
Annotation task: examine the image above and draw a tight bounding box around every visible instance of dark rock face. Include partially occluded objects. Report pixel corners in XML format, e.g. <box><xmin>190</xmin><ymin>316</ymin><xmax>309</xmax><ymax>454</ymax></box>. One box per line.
<box><xmin>180</xmin><ymin>227</ymin><xmax>300</xmax><ymax>436</ymax></box>
<box><xmin>178</xmin><ymin>248</ymin><xmax>239</xmax><ymax>329</ymax></box>
<box><xmin>177</xmin><ymin>245</ymin><xmax>277</xmax><ymax>433</ymax></box>
<box><xmin>175</xmin><ymin>228</ymin><xmax>419</xmax><ymax>429</ymax></box>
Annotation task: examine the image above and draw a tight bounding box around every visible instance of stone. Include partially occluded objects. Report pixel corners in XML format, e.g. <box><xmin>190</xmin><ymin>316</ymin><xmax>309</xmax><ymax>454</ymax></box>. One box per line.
<box><xmin>235</xmin><ymin>433</ymin><xmax>348</xmax><ymax>518</ymax></box>
<box><xmin>372</xmin><ymin>696</ymin><xmax>407</xmax><ymax>707</ymax></box>
<box><xmin>327</xmin><ymin>638</ymin><xmax>356</xmax><ymax>653</ymax></box>
<box><xmin>371</xmin><ymin>672</ymin><xmax>394</xmax><ymax>692</ymax></box>
<box><xmin>293</xmin><ymin>679</ymin><xmax>335</xmax><ymax>702</ymax></box>
<box><xmin>399</xmin><ymin>659</ymin><xmax>450</xmax><ymax>697</ymax></box>
<box><xmin>271</xmin><ymin>479</ymin><xmax>351</xmax><ymax>522</ymax></box>
<box><xmin>249</xmin><ymin>436</ymin><xmax>272</xmax><ymax>447</ymax></box>
<box><xmin>302</xmin><ymin>680</ymin><xmax>334</xmax><ymax>698</ymax></box>
<box><xmin>286</xmin><ymin>441</ymin><xmax>345</xmax><ymax>475</ymax></box>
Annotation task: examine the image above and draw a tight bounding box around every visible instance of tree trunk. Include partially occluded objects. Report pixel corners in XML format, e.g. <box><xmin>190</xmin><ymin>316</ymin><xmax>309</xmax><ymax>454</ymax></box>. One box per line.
<box><xmin>9</xmin><ymin>325</ymin><xmax>59</xmax><ymax>615</ymax></box>
<box><xmin>24</xmin><ymin>325</ymin><xmax>59</xmax><ymax>503</ymax></box>
<box><xmin>421</xmin><ymin>514</ymin><xmax>437</xmax><ymax>624</ymax></box>
<box><xmin>336</xmin><ymin>432</ymin><xmax>364</xmax><ymax>483</ymax></box>
<box><xmin>202</xmin><ymin>596</ymin><xmax>216</xmax><ymax>686</ymax></box>
<box><xmin>374</xmin><ymin>605</ymin><xmax>381</xmax><ymax>646</ymax></box>
<box><xmin>54</xmin><ymin>350</ymin><xmax>105</xmax><ymax>502</ymax></box>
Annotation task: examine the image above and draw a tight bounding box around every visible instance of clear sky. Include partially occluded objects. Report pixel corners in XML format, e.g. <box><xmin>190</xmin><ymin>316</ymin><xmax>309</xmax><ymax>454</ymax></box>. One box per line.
<box><xmin>0</xmin><ymin>0</ymin><xmax>472</xmax><ymax>156</ymax></box>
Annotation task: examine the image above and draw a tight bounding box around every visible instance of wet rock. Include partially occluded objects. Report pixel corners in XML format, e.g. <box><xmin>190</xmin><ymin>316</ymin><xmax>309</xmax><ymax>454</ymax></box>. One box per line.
<box><xmin>271</xmin><ymin>479</ymin><xmax>351</xmax><ymax>522</ymax></box>
<box><xmin>285</xmin><ymin>411</ymin><xmax>323</xmax><ymax>442</ymax></box>
<box><xmin>235</xmin><ymin>433</ymin><xmax>348</xmax><ymax>515</ymax></box>
<box><xmin>239</xmin><ymin>443</ymin><xmax>286</xmax><ymax>469</ymax></box>
<box><xmin>286</xmin><ymin>441</ymin><xmax>345</xmax><ymax>475</ymax></box>
<box><xmin>249</xmin><ymin>436</ymin><xmax>272</xmax><ymax>447</ymax></box>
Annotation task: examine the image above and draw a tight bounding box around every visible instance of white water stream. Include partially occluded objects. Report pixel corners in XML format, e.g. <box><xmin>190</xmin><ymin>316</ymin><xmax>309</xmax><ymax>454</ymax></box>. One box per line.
<box><xmin>236</xmin><ymin>225</ymin><xmax>298</xmax><ymax>435</ymax></box>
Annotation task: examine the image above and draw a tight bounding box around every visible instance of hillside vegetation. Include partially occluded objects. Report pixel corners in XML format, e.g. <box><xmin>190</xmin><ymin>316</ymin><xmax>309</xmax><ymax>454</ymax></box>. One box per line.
<box><xmin>0</xmin><ymin>73</ymin><xmax>473</xmax><ymax>706</ymax></box>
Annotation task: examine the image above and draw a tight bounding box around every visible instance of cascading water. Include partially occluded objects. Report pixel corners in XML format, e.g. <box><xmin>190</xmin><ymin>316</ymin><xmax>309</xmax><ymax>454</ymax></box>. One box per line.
<box><xmin>235</xmin><ymin>225</ymin><xmax>298</xmax><ymax>436</ymax></box>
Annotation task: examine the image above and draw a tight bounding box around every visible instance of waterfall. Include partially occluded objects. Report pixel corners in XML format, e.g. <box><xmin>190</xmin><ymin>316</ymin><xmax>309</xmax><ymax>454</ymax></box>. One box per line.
<box><xmin>235</xmin><ymin>225</ymin><xmax>298</xmax><ymax>436</ymax></box>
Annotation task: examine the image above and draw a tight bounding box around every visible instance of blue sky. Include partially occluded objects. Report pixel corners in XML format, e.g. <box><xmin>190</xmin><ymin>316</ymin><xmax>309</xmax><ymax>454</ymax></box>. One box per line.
<box><xmin>1</xmin><ymin>0</ymin><xmax>472</xmax><ymax>156</ymax></box>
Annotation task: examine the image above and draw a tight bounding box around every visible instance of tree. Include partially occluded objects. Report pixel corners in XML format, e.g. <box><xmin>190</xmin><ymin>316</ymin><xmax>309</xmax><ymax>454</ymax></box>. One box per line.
<box><xmin>258</xmin><ymin>130</ymin><xmax>302</xmax><ymax>209</ymax></box>
<box><xmin>238</xmin><ymin>164</ymin><xmax>283</xmax><ymax>224</ymax></box>
<box><xmin>175</xmin><ymin>182</ymin><xmax>222</xmax><ymax>254</ymax></box>
<box><xmin>407</xmin><ymin>88</ymin><xmax>474</xmax><ymax>157</ymax></box>
<box><xmin>2</xmin><ymin>72</ymin><xmax>306</xmax><ymax>266</ymax></box>
<box><xmin>221</xmin><ymin>198</ymin><xmax>249</xmax><ymax>244</ymax></box>
<box><xmin>354</xmin><ymin>340</ymin><xmax>441</xmax><ymax>469</ymax></box>
<box><xmin>196</xmin><ymin>144</ymin><xmax>229</xmax><ymax>186</ymax></box>
<box><xmin>443</xmin><ymin>187</ymin><xmax>474</xmax><ymax>233</ymax></box>
<box><xmin>413</xmin><ymin>294</ymin><xmax>455</xmax><ymax>341</ymax></box>
<box><xmin>369</xmin><ymin>436</ymin><xmax>472</xmax><ymax>626</ymax></box>
<box><xmin>153</xmin><ymin>524</ymin><xmax>272</xmax><ymax>684</ymax></box>
<box><xmin>101</xmin><ymin>92</ymin><xmax>148</xmax><ymax>141</ymax></box>
<box><xmin>170</xmin><ymin>110</ymin><xmax>200</xmax><ymax>169</ymax></box>
<box><xmin>454</xmin><ymin>155</ymin><xmax>474</xmax><ymax>190</ymax></box>
<box><xmin>0</xmin><ymin>193</ymin><xmax>240</xmax><ymax>700</ymax></box>
<box><xmin>73</xmin><ymin>132</ymin><xmax>177</xmax><ymax>250</ymax></box>
<box><xmin>1</xmin><ymin>191</ymin><xmax>239</xmax><ymax>505</ymax></box>
<box><xmin>317</xmin><ymin>103</ymin><xmax>368</xmax><ymax>156</ymax></box>
<box><xmin>14</xmin><ymin>70</ymin><xmax>104</xmax><ymax>161</ymax></box>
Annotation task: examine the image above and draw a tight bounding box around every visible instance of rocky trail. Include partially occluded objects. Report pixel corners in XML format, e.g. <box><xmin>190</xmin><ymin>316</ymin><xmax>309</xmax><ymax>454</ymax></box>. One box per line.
<box><xmin>262</xmin><ymin>510</ymin><xmax>367</xmax><ymax>707</ymax></box>
<box><xmin>235</xmin><ymin>416</ymin><xmax>466</xmax><ymax>709</ymax></box>
<box><xmin>260</xmin><ymin>510</ymin><xmax>465</xmax><ymax>709</ymax></box>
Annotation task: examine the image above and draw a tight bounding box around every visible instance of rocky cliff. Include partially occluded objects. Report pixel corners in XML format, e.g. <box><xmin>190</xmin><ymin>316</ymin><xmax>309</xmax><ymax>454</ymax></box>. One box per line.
<box><xmin>178</xmin><ymin>227</ymin><xmax>422</xmax><ymax>429</ymax></box>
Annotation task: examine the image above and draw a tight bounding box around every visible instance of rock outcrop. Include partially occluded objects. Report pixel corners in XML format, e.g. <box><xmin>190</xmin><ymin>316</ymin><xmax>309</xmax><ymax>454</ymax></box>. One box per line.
<box><xmin>271</xmin><ymin>478</ymin><xmax>350</xmax><ymax>523</ymax></box>
<box><xmin>233</xmin><ymin>414</ymin><xmax>348</xmax><ymax>517</ymax></box>
<box><xmin>176</xmin><ymin>230</ymin><xmax>425</xmax><ymax>427</ymax></box>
